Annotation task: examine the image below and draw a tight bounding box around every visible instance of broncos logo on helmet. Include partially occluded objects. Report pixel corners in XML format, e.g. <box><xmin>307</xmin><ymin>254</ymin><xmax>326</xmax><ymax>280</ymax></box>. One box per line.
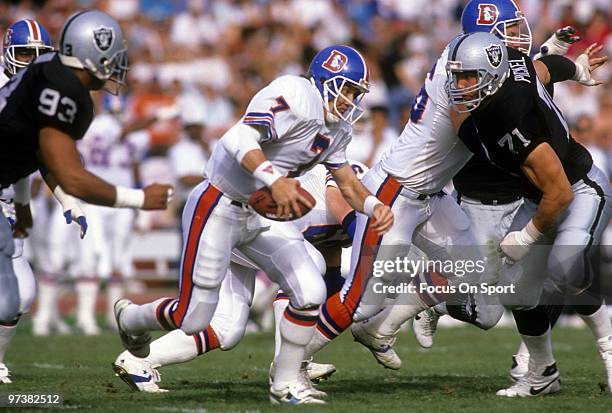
<box><xmin>308</xmin><ymin>44</ymin><xmax>370</xmax><ymax>125</ymax></box>
<box><xmin>461</xmin><ymin>0</ymin><xmax>532</xmax><ymax>55</ymax></box>
<box><xmin>1</xmin><ymin>19</ymin><xmax>53</xmax><ymax>76</ymax></box>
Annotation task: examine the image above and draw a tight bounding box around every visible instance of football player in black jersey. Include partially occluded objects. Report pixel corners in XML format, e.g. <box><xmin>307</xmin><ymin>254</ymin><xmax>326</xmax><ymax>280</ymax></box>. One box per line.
<box><xmin>447</xmin><ymin>32</ymin><xmax>611</xmax><ymax>397</ymax></box>
<box><xmin>413</xmin><ymin>1</ymin><xmax>612</xmax><ymax>393</ymax></box>
<box><xmin>0</xmin><ymin>10</ymin><xmax>173</xmax><ymax>326</ymax></box>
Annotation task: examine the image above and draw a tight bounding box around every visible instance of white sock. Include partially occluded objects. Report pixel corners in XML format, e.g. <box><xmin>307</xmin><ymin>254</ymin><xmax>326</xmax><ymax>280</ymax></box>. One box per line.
<box><xmin>121</xmin><ymin>298</ymin><xmax>171</xmax><ymax>334</ymax></box>
<box><xmin>516</xmin><ymin>339</ymin><xmax>529</xmax><ymax>356</ymax></box>
<box><xmin>303</xmin><ymin>328</ymin><xmax>332</xmax><ymax>360</ymax></box>
<box><xmin>273</xmin><ymin>298</ymin><xmax>289</xmax><ymax>360</ymax></box>
<box><xmin>272</xmin><ymin>305</ymin><xmax>318</xmax><ymax>391</ymax></box>
<box><xmin>363</xmin><ymin>292</ymin><xmax>426</xmax><ymax>337</ymax></box>
<box><xmin>147</xmin><ymin>330</ymin><xmax>199</xmax><ymax>367</ymax></box>
<box><xmin>106</xmin><ymin>281</ymin><xmax>123</xmax><ymax>327</ymax></box>
<box><xmin>33</xmin><ymin>278</ymin><xmax>58</xmax><ymax>326</ymax></box>
<box><xmin>580</xmin><ymin>304</ymin><xmax>612</xmax><ymax>341</ymax></box>
<box><xmin>0</xmin><ymin>324</ymin><xmax>17</xmax><ymax>363</ymax></box>
<box><xmin>522</xmin><ymin>328</ymin><xmax>554</xmax><ymax>367</ymax></box>
<box><xmin>76</xmin><ymin>280</ymin><xmax>99</xmax><ymax>326</ymax></box>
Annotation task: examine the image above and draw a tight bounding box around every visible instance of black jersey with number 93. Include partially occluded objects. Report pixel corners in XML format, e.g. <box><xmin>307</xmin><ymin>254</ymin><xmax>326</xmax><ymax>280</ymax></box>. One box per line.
<box><xmin>0</xmin><ymin>52</ymin><xmax>93</xmax><ymax>189</ymax></box>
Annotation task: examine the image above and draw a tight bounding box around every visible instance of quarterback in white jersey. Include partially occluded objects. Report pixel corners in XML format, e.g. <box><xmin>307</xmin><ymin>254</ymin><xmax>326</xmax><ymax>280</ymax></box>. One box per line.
<box><xmin>112</xmin><ymin>161</ymin><xmax>368</xmax><ymax>394</ymax></box>
<box><xmin>115</xmin><ymin>45</ymin><xmax>393</xmax><ymax>404</ymax></box>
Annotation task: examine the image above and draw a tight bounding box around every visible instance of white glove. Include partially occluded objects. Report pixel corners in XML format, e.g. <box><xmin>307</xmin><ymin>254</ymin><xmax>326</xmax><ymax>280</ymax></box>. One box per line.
<box><xmin>535</xmin><ymin>26</ymin><xmax>581</xmax><ymax>59</ymax></box>
<box><xmin>573</xmin><ymin>52</ymin><xmax>599</xmax><ymax>86</ymax></box>
<box><xmin>53</xmin><ymin>186</ymin><xmax>88</xmax><ymax>239</ymax></box>
<box><xmin>499</xmin><ymin>220</ymin><xmax>542</xmax><ymax>263</ymax></box>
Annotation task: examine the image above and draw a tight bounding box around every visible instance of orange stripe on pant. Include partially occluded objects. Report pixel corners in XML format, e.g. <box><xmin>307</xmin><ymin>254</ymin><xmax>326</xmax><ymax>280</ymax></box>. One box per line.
<box><xmin>343</xmin><ymin>176</ymin><xmax>402</xmax><ymax>317</ymax></box>
<box><xmin>171</xmin><ymin>184</ymin><xmax>223</xmax><ymax>328</ymax></box>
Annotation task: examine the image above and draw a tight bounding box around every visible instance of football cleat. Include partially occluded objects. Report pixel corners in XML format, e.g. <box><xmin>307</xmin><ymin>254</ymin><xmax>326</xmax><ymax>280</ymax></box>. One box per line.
<box><xmin>597</xmin><ymin>335</ymin><xmax>612</xmax><ymax>392</ymax></box>
<box><xmin>269</xmin><ymin>361</ymin><xmax>327</xmax><ymax>398</ymax></box>
<box><xmin>412</xmin><ymin>309</ymin><xmax>440</xmax><ymax>349</ymax></box>
<box><xmin>269</xmin><ymin>384</ymin><xmax>326</xmax><ymax>405</ymax></box>
<box><xmin>0</xmin><ymin>363</ymin><xmax>12</xmax><ymax>384</ymax></box>
<box><xmin>77</xmin><ymin>321</ymin><xmax>101</xmax><ymax>336</ymax></box>
<box><xmin>112</xmin><ymin>351</ymin><xmax>167</xmax><ymax>393</ymax></box>
<box><xmin>497</xmin><ymin>362</ymin><xmax>561</xmax><ymax>397</ymax></box>
<box><xmin>306</xmin><ymin>360</ymin><xmax>336</xmax><ymax>383</ymax></box>
<box><xmin>509</xmin><ymin>353</ymin><xmax>529</xmax><ymax>382</ymax></box>
<box><xmin>351</xmin><ymin>323</ymin><xmax>401</xmax><ymax>370</ymax></box>
<box><xmin>114</xmin><ymin>299</ymin><xmax>151</xmax><ymax>358</ymax></box>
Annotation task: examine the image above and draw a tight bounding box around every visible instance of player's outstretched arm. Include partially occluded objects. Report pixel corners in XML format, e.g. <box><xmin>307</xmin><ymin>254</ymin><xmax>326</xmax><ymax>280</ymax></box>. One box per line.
<box><xmin>329</xmin><ymin>164</ymin><xmax>393</xmax><ymax>235</ymax></box>
<box><xmin>39</xmin><ymin>126</ymin><xmax>172</xmax><ymax>210</ymax></box>
<box><xmin>534</xmin><ymin>43</ymin><xmax>608</xmax><ymax>86</ymax></box>
<box><xmin>499</xmin><ymin>143</ymin><xmax>573</xmax><ymax>262</ymax></box>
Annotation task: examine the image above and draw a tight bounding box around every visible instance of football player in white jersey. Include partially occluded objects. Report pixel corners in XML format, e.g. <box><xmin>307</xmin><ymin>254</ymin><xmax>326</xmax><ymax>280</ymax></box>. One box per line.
<box><xmin>71</xmin><ymin>93</ymin><xmax>151</xmax><ymax>334</ymax></box>
<box><xmin>0</xmin><ymin>19</ymin><xmax>88</xmax><ymax>383</ymax></box>
<box><xmin>111</xmin><ymin>161</ymin><xmax>368</xmax><ymax>394</ymax></box>
<box><xmin>114</xmin><ymin>45</ymin><xmax>393</xmax><ymax>404</ymax></box>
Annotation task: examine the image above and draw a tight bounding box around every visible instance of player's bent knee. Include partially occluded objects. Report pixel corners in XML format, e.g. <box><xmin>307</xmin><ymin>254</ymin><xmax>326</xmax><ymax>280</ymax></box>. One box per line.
<box><xmin>475</xmin><ymin>305</ymin><xmax>504</xmax><ymax>330</ymax></box>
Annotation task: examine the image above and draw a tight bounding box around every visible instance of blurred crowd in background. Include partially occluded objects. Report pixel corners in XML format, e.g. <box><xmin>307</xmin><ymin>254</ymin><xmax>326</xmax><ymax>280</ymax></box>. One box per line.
<box><xmin>0</xmin><ymin>0</ymin><xmax>610</xmax><ymax>333</ymax></box>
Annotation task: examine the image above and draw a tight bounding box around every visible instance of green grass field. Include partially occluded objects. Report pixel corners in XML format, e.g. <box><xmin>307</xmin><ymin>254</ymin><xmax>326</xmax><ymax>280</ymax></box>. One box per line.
<box><xmin>2</xmin><ymin>322</ymin><xmax>610</xmax><ymax>412</ymax></box>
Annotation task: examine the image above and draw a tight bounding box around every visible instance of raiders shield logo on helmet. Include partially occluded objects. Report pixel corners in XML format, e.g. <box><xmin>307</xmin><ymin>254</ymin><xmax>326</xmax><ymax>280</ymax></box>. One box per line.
<box><xmin>485</xmin><ymin>44</ymin><xmax>503</xmax><ymax>68</ymax></box>
<box><xmin>93</xmin><ymin>26</ymin><xmax>114</xmax><ymax>52</ymax></box>
<box><xmin>476</xmin><ymin>4</ymin><xmax>499</xmax><ymax>25</ymax></box>
<box><xmin>322</xmin><ymin>50</ymin><xmax>348</xmax><ymax>73</ymax></box>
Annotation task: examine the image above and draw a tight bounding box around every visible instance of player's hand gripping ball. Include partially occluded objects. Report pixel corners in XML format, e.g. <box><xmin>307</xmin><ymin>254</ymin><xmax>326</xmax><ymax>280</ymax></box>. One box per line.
<box><xmin>249</xmin><ymin>186</ymin><xmax>315</xmax><ymax>221</ymax></box>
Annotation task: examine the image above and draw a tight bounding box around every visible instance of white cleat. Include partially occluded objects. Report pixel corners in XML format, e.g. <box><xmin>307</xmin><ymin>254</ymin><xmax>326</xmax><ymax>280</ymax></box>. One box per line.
<box><xmin>597</xmin><ymin>335</ymin><xmax>612</xmax><ymax>392</ymax></box>
<box><xmin>305</xmin><ymin>360</ymin><xmax>336</xmax><ymax>383</ymax></box>
<box><xmin>269</xmin><ymin>361</ymin><xmax>327</xmax><ymax>398</ymax></box>
<box><xmin>114</xmin><ymin>299</ymin><xmax>151</xmax><ymax>358</ymax></box>
<box><xmin>112</xmin><ymin>351</ymin><xmax>167</xmax><ymax>393</ymax></box>
<box><xmin>269</xmin><ymin>384</ymin><xmax>326</xmax><ymax>405</ymax></box>
<box><xmin>0</xmin><ymin>363</ymin><xmax>12</xmax><ymax>384</ymax></box>
<box><xmin>52</xmin><ymin>318</ymin><xmax>73</xmax><ymax>335</ymax></box>
<box><xmin>351</xmin><ymin>323</ymin><xmax>401</xmax><ymax>370</ymax></box>
<box><xmin>412</xmin><ymin>309</ymin><xmax>440</xmax><ymax>349</ymax></box>
<box><xmin>509</xmin><ymin>353</ymin><xmax>529</xmax><ymax>382</ymax></box>
<box><xmin>497</xmin><ymin>362</ymin><xmax>561</xmax><ymax>397</ymax></box>
<box><xmin>77</xmin><ymin>321</ymin><xmax>101</xmax><ymax>336</ymax></box>
<box><xmin>31</xmin><ymin>319</ymin><xmax>50</xmax><ymax>337</ymax></box>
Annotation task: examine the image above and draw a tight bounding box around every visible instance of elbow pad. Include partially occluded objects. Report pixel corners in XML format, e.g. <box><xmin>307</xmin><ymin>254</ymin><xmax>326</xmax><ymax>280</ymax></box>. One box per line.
<box><xmin>221</xmin><ymin>123</ymin><xmax>263</xmax><ymax>163</ymax></box>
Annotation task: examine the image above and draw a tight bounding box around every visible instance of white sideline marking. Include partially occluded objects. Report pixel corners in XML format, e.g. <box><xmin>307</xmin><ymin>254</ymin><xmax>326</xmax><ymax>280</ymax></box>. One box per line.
<box><xmin>32</xmin><ymin>363</ymin><xmax>65</xmax><ymax>369</ymax></box>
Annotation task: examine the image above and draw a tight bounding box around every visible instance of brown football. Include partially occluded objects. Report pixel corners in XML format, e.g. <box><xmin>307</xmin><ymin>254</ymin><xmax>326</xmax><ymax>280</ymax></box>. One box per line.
<box><xmin>248</xmin><ymin>186</ymin><xmax>315</xmax><ymax>221</ymax></box>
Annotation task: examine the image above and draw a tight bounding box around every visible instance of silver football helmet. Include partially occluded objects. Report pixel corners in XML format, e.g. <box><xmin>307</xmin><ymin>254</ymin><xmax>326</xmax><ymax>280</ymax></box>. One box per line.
<box><xmin>58</xmin><ymin>10</ymin><xmax>128</xmax><ymax>94</ymax></box>
<box><xmin>446</xmin><ymin>32</ymin><xmax>510</xmax><ymax>112</ymax></box>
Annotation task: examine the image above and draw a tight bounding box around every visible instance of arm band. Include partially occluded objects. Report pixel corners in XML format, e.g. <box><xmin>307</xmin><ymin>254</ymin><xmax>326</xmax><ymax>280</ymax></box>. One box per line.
<box><xmin>114</xmin><ymin>186</ymin><xmax>145</xmax><ymax>208</ymax></box>
<box><xmin>13</xmin><ymin>177</ymin><xmax>31</xmax><ymax>204</ymax></box>
<box><xmin>221</xmin><ymin>123</ymin><xmax>263</xmax><ymax>164</ymax></box>
<box><xmin>341</xmin><ymin>210</ymin><xmax>357</xmax><ymax>241</ymax></box>
<box><xmin>539</xmin><ymin>55</ymin><xmax>576</xmax><ymax>84</ymax></box>
<box><xmin>252</xmin><ymin>161</ymin><xmax>283</xmax><ymax>187</ymax></box>
<box><xmin>363</xmin><ymin>195</ymin><xmax>383</xmax><ymax>217</ymax></box>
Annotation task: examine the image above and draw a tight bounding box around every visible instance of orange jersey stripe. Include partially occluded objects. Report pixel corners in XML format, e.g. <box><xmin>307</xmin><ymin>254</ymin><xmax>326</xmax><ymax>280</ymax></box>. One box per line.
<box><xmin>344</xmin><ymin>176</ymin><xmax>402</xmax><ymax>315</ymax></box>
<box><xmin>172</xmin><ymin>185</ymin><xmax>222</xmax><ymax>327</ymax></box>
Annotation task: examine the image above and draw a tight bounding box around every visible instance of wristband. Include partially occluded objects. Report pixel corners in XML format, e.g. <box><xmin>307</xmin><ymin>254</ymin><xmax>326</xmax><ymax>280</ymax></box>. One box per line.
<box><xmin>252</xmin><ymin>161</ymin><xmax>283</xmax><ymax>187</ymax></box>
<box><xmin>363</xmin><ymin>195</ymin><xmax>383</xmax><ymax>218</ymax></box>
<box><xmin>518</xmin><ymin>219</ymin><xmax>543</xmax><ymax>245</ymax></box>
<box><xmin>114</xmin><ymin>186</ymin><xmax>145</xmax><ymax>208</ymax></box>
<box><xmin>53</xmin><ymin>186</ymin><xmax>75</xmax><ymax>207</ymax></box>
